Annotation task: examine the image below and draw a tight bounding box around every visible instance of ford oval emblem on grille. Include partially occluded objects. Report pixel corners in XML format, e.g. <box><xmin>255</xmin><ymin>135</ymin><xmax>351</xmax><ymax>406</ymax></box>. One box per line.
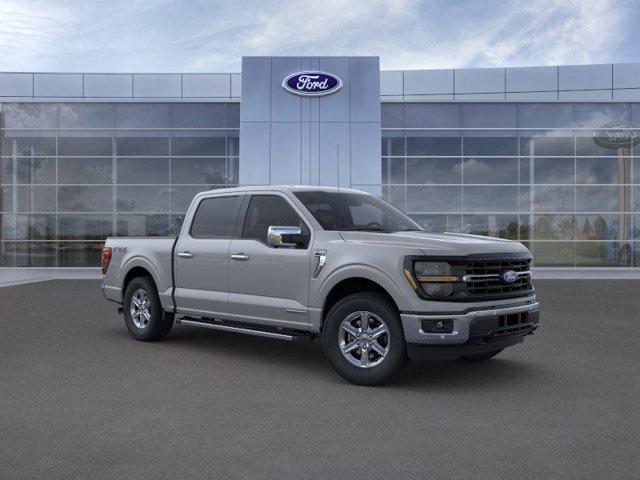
<box><xmin>500</xmin><ymin>270</ymin><xmax>519</xmax><ymax>284</ymax></box>
<box><xmin>282</xmin><ymin>71</ymin><xmax>343</xmax><ymax>97</ymax></box>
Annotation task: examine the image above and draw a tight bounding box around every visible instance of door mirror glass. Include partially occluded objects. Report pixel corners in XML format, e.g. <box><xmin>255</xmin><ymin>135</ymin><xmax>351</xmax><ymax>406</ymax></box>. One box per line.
<box><xmin>267</xmin><ymin>226</ymin><xmax>306</xmax><ymax>248</ymax></box>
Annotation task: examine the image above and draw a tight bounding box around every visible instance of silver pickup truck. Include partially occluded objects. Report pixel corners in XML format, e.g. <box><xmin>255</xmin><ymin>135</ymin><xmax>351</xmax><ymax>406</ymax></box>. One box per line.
<box><xmin>101</xmin><ymin>186</ymin><xmax>539</xmax><ymax>385</ymax></box>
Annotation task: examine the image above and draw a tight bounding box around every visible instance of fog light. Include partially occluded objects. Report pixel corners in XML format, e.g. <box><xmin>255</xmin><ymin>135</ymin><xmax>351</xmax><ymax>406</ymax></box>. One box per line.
<box><xmin>421</xmin><ymin>319</ymin><xmax>454</xmax><ymax>333</ymax></box>
<box><xmin>529</xmin><ymin>310</ymin><xmax>540</xmax><ymax>326</ymax></box>
<box><xmin>423</xmin><ymin>283</ymin><xmax>453</xmax><ymax>296</ymax></box>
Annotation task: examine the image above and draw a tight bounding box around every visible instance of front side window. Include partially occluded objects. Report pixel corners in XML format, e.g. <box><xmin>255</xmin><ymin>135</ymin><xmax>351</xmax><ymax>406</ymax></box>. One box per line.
<box><xmin>294</xmin><ymin>191</ymin><xmax>423</xmax><ymax>233</ymax></box>
<box><xmin>190</xmin><ymin>195</ymin><xmax>241</xmax><ymax>239</ymax></box>
<box><xmin>242</xmin><ymin>195</ymin><xmax>309</xmax><ymax>245</ymax></box>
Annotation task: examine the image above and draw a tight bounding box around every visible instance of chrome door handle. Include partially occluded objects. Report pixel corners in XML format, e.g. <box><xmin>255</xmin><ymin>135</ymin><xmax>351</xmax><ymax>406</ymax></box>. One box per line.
<box><xmin>230</xmin><ymin>253</ymin><xmax>249</xmax><ymax>261</ymax></box>
<box><xmin>177</xmin><ymin>251</ymin><xmax>193</xmax><ymax>259</ymax></box>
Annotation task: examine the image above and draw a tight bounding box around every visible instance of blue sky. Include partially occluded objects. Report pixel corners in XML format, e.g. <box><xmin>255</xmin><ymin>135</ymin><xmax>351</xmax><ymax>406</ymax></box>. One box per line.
<box><xmin>0</xmin><ymin>0</ymin><xmax>638</xmax><ymax>72</ymax></box>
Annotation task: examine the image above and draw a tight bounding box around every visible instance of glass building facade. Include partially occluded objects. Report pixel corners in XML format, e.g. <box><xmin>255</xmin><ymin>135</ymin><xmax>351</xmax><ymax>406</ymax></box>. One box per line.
<box><xmin>0</xmin><ymin>64</ymin><xmax>639</xmax><ymax>271</ymax></box>
<box><xmin>381</xmin><ymin>102</ymin><xmax>639</xmax><ymax>268</ymax></box>
<box><xmin>0</xmin><ymin>102</ymin><xmax>239</xmax><ymax>267</ymax></box>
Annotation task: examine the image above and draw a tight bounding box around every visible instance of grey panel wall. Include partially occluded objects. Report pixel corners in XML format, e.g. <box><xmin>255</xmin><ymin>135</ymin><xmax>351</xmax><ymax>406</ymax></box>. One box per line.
<box><xmin>84</xmin><ymin>74</ymin><xmax>132</xmax><ymax>97</ymax></box>
<box><xmin>506</xmin><ymin>66</ymin><xmax>556</xmax><ymax>92</ymax></box>
<box><xmin>381</xmin><ymin>62</ymin><xmax>640</xmax><ymax>102</ymax></box>
<box><xmin>182</xmin><ymin>74</ymin><xmax>231</xmax><ymax>98</ymax></box>
<box><xmin>34</xmin><ymin>74</ymin><xmax>83</xmax><ymax>97</ymax></box>
<box><xmin>3</xmin><ymin>61</ymin><xmax>639</xmax><ymax>103</ymax></box>
<box><xmin>558</xmin><ymin>64</ymin><xmax>611</xmax><ymax>91</ymax></box>
<box><xmin>613</xmin><ymin>64</ymin><xmax>640</xmax><ymax>89</ymax></box>
<box><xmin>133</xmin><ymin>74</ymin><xmax>181</xmax><ymax>98</ymax></box>
<box><xmin>0</xmin><ymin>73</ymin><xmax>240</xmax><ymax>100</ymax></box>
<box><xmin>0</xmin><ymin>73</ymin><xmax>32</xmax><ymax>97</ymax></box>
<box><xmin>239</xmin><ymin>56</ymin><xmax>381</xmax><ymax>188</ymax></box>
<box><xmin>455</xmin><ymin>68</ymin><xmax>504</xmax><ymax>94</ymax></box>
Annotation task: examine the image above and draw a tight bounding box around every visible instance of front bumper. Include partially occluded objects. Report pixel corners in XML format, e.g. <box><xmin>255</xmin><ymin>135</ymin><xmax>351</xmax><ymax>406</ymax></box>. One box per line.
<box><xmin>401</xmin><ymin>301</ymin><xmax>539</xmax><ymax>346</ymax></box>
<box><xmin>406</xmin><ymin>334</ymin><xmax>528</xmax><ymax>362</ymax></box>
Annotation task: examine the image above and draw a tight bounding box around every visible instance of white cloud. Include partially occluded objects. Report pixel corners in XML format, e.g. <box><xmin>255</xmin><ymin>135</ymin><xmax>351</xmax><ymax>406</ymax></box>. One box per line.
<box><xmin>375</xmin><ymin>0</ymin><xmax>631</xmax><ymax>70</ymax></box>
<box><xmin>0</xmin><ymin>0</ymin><xmax>635</xmax><ymax>72</ymax></box>
<box><xmin>0</xmin><ymin>1</ymin><xmax>74</xmax><ymax>70</ymax></box>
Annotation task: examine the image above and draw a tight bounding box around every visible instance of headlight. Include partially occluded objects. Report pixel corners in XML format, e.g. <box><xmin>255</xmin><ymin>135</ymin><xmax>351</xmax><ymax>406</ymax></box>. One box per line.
<box><xmin>414</xmin><ymin>261</ymin><xmax>452</xmax><ymax>278</ymax></box>
<box><xmin>411</xmin><ymin>261</ymin><xmax>457</xmax><ymax>296</ymax></box>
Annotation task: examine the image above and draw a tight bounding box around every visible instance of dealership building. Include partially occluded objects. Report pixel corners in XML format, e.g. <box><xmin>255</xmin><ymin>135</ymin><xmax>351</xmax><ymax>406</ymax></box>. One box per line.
<box><xmin>0</xmin><ymin>56</ymin><xmax>639</xmax><ymax>275</ymax></box>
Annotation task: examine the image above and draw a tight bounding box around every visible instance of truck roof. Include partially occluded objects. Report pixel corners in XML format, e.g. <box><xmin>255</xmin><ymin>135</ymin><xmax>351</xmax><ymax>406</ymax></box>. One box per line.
<box><xmin>196</xmin><ymin>185</ymin><xmax>371</xmax><ymax>196</ymax></box>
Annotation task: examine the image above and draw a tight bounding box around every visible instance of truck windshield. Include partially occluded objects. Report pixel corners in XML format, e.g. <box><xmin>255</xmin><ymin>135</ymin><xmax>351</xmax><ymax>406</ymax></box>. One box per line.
<box><xmin>294</xmin><ymin>191</ymin><xmax>424</xmax><ymax>233</ymax></box>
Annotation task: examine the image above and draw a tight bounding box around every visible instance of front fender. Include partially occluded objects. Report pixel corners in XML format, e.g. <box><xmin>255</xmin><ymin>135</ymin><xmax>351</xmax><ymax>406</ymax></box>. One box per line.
<box><xmin>314</xmin><ymin>263</ymin><xmax>409</xmax><ymax>309</ymax></box>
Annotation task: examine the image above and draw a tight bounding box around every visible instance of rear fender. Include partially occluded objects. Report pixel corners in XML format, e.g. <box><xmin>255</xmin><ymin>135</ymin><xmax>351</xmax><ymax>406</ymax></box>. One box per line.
<box><xmin>120</xmin><ymin>256</ymin><xmax>172</xmax><ymax>310</ymax></box>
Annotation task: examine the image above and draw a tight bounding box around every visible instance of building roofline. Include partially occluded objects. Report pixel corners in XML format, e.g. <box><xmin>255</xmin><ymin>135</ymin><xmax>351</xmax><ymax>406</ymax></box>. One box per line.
<box><xmin>1</xmin><ymin>61</ymin><xmax>639</xmax><ymax>102</ymax></box>
<box><xmin>0</xmin><ymin>61</ymin><xmax>639</xmax><ymax>76</ymax></box>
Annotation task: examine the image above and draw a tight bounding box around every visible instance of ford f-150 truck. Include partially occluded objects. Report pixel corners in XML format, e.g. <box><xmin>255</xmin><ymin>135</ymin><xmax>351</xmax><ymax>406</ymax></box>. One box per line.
<box><xmin>101</xmin><ymin>186</ymin><xmax>539</xmax><ymax>385</ymax></box>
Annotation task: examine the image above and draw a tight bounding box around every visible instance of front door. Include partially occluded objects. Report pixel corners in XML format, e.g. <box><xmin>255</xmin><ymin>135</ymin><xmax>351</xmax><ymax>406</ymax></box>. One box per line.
<box><xmin>174</xmin><ymin>194</ymin><xmax>243</xmax><ymax>317</ymax></box>
<box><xmin>228</xmin><ymin>194</ymin><xmax>311</xmax><ymax>329</ymax></box>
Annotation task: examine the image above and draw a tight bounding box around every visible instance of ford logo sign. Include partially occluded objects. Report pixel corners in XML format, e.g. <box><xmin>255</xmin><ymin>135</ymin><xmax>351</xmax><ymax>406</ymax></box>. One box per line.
<box><xmin>593</xmin><ymin>121</ymin><xmax>640</xmax><ymax>149</ymax></box>
<box><xmin>282</xmin><ymin>71</ymin><xmax>343</xmax><ymax>97</ymax></box>
<box><xmin>500</xmin><ymin>270</ymin><xmax>519</xmax><ymax>284</ymax></box>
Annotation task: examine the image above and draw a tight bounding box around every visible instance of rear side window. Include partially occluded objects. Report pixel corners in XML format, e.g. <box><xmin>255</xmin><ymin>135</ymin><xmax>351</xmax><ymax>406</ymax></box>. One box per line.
<box><xmin>190</xmin><ymin>195</ymin><xmax>241</xmax><ymax>239</ymax></box>
<box><xmin>242</xmin><ymin>195</ymin><xmax>309</xmax><ymax>245</ymax></box>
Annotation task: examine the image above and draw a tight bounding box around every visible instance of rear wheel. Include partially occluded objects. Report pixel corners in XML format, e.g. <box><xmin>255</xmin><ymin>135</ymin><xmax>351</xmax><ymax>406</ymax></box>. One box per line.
<box><xmin>123</xmin><ymin>276</ymin><xmax>174</xmax><ymax>341</ymax></box>
<box><xmin>459</xmin><ymin>349</ymin><xmax>503</xmax><ymax>362</ymax></box>
<box><xmin>323</xmin><ymin>292</ymin><xmax>406</xmax><ymax>386</ymax></box>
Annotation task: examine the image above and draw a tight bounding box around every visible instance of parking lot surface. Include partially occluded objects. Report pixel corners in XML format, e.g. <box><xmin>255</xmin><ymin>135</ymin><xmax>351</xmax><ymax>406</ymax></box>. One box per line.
<box><xmin>1</xmin><ymin>279</ymin><xmax>638</xmax><ymax>480</ymax></box>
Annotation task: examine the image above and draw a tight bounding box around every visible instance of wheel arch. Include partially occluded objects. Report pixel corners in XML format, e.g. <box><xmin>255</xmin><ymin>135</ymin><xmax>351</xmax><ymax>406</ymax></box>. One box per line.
<box><xmin>320</xmin><ymin>276</ymin><xmax>400</xmax><ymax>330</ymax></box>
<box><xmin>121</xmin><ymin>263</ymin><xmax>158</xmax><ymax>295</ymax></box>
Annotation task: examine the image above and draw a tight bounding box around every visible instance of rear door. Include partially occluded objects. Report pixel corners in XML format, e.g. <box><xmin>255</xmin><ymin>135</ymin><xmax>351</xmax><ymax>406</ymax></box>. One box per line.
<box><xmin>227</xmin><ymin>193</ymin><xmax>312</xmax><ymax>329</ymax></box>
<box><xmin>173</xmin><ymin>194</ymin><xmax>243</xmax><ymax>316</ymax></box>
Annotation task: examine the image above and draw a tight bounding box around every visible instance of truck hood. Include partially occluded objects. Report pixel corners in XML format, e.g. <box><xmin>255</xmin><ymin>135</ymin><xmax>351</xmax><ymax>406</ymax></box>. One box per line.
<box><xmin>339</xmin><ymin>231</ymin><xmax>530</xmax><ymax>256</ymax></box>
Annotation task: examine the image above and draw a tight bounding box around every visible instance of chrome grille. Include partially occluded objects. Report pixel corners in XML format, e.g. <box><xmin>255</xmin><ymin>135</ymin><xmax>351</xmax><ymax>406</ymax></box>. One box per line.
<box><xmin>461</xmin><ymin>258</ymin><xmax>532</xmax><ymax>297</ymax></box>
<box><xmin>408</xmin><ymin>254</ymin><xmax>535</xmax><ymax>301</ymax></box>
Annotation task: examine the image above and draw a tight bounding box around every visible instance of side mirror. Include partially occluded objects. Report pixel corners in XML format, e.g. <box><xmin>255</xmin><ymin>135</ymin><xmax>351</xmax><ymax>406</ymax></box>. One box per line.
<box><xmin>267</xmin><ymin>226</ymin><xmax>307</xmax><ymax>248</ymax></box>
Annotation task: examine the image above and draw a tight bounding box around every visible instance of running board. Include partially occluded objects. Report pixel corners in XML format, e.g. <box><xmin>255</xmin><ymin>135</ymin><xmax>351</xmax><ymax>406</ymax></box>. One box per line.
<box><xmin>176</xmin><ymin>318</ymin><xmax>315</xmax><ymax>342</ymax></box>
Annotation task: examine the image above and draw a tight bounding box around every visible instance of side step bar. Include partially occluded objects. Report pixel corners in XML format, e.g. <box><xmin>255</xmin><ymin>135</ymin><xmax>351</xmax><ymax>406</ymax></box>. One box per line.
<box><xmin>176</xmin><ymin>317</ymin><xmax>315</xmax><ymax>342</ymax></box>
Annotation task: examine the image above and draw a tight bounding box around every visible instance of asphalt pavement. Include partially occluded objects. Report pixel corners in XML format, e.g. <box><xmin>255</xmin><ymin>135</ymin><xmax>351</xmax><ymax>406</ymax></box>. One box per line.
<box><xmin>1</xmin><ymin>279</ymin><xmax>638</xmax><ymax>479</ymax></box>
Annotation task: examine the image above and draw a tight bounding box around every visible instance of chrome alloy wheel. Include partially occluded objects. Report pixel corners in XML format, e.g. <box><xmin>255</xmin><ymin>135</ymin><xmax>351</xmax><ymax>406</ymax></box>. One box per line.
<box><xmin>130</xmin><ymin>288</ymin><xmax>151</xmax><ymax>329</ymax></box>
<box><xmin>338</xmin><ymin>311</ymin><xmax>390</xmax><ymax>368</ymax></box>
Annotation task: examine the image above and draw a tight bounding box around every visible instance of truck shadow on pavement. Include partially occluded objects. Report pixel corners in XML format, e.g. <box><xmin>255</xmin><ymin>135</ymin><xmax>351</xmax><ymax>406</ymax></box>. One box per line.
<box><xmin>109</xmin><ymin>322</ymin><xmax>546</xmax><ymax>390</ymax></box>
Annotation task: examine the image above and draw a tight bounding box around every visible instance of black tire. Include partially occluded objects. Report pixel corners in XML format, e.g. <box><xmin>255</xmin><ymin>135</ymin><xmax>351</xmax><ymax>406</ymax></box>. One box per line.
<box><xmin>459</xmin><ymin>349</ymin><xmax>504</xmax><ymax>362</ymax></box>
<box><xmin>123</xmin><ymin>276</ymin><xmax>174</xmax><ymax>341</ymax></box>
<box><xmin>323</xmin><ymin>292</ymin><xmax>407</xmax><ymax>386</ymax></box>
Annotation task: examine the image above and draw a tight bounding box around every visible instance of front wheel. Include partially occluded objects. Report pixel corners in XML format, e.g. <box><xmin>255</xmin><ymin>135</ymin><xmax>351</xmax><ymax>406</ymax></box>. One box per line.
<box><xmin>123</xmin><ymin>276</ymin><xmax>174</xmax><ymax>341</ymax></box>
<box><xmin>323</xmin><ymin>292</ymin><xmax>407</xmax><ymax>386</ymax></box>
